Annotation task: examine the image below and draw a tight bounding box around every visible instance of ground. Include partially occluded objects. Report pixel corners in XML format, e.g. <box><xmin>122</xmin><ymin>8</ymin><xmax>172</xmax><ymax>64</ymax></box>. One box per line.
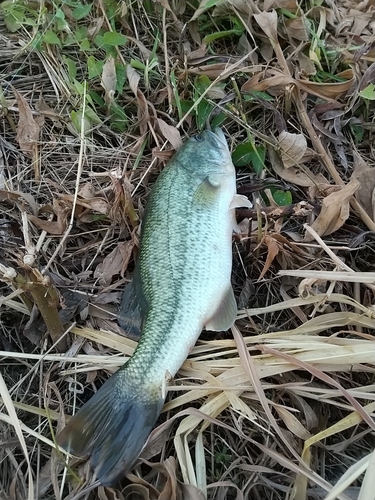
<box><xmin>1</xmin><ymin>0</ymin><xmax>375</xmax><ymax>499</ymax></box>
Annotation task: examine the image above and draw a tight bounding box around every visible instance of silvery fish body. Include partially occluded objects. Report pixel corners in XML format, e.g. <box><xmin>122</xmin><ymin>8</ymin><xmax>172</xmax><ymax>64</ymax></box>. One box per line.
<box><xmin>57</xmin><ymin>128</ymin><xmax>250</xmax><ymax>485</ymax></box>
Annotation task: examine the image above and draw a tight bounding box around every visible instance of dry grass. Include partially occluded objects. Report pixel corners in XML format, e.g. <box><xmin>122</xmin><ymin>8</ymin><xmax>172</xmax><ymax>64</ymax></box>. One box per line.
<box><xmin>1</xmin><ymin>0</ymin><xmax>375</xmax><ymax>499</ymax></box>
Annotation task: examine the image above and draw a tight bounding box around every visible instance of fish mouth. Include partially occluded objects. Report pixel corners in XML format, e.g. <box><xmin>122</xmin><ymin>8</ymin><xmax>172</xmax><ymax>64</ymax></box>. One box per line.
<box><xmin>205</xmin><ymin>128</ymin><xmax>229</xmax><ymax>150</ymax></box>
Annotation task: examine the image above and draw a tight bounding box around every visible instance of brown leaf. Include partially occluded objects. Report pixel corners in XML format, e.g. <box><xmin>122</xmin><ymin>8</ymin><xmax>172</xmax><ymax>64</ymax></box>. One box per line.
<box><xmin>179</xmin><ymin>481</ymin><xmax>206</xmax><ymax>500</ymax></box>
<box><xmin>13</xmin><ymin>87</ymin><xmax>41</xmax><ymax>157</ymax></box>
<box><xmin>278</xmin><ymin>131</ymin><xmax>307</xmax><ymax>168</ymax></box>
<box><xmin>305</xmin><ymin>179</ymin><xmax>360</xmax><ymax>241</ymax></box>
<box><xmin>101</xmin><ymin>56</ymin><xmax>117</xmax><ymax>107</ymax></box>
<box><xmin>351</xmin><ymin>151</ymin><xmax>375</xmax><ymax>221</ymax></box>
<box><xmin>126</xmin><ymin>64</ymin><xmax>150</xmax><ymax>132</ymax></box>
<box><xmin>242</xmin><ymin>71</ymin><xmax>295</xmax><ymax>93</ymax></box>
<box><xmin>258</xmin><ymin>235</ymin><xmax>280</xmax><ymax>279</ymax></box>
<box><xmin>285</xmin><ymin>17</ymin><xmax>309</xmax><ymax>40</ymax></box>
<box><xmin>121</xmin><ymin>484</ymin><xmax>150</xmax><ymax>500</ymax></box>
<box><xmin>269</xmin><ymin>145</ymin><xmax>327</xmax><ymax>187</ymax></box>
<box><xmin>157</xmin><ymin>119</ymin><xmax>182</xmax><ymax>150</ymax></box>
<box><xmin>296</xmin><ymin>69</ymin><xmax>355</xmax><ymax>100</ymax></box>
<box><xmin>94</xmin><ymin>241</ymin><xmax>134</xmax><ymax>286</ymax></box>
<box><xmin>190</xmin><ymin>0</ymin><xmax>219</xmax><ymax>21</ymax></box>
<box><xmin>78</xmin><ymin>182</ymin><xmax>96</xmax><ymax>199</ymax></box>
<box><xmin>265</xmin><ymin>0</ymin><xmax>297</xmax><ymax>8</ymax></box>
<box><xmin>126</xmin><ymin>63</ymin><xmax>140</xmax><ymax>95</ymax></box>
<box><xmin>188</xmin><ymin>62</ymin><xmax>254</xmax><ymax>79</ymax></box>
<box><xmin>242</xmin><ymin>68</ymin><xmax>355</xmax><ymax>102</ymax></box>
<box><xmin>254</xmin><ymin>10</ymin><xmax>278</xmax><ymax>43</ymax></box>
<box><xmin>28</xmin><ymin>199</ymin><xmax>69</xmax><ymax>235</ymax></box>
<box><xmin>0</xmin><ymin>189</ymin><xmax>38</xmax><ymax>215</ymax></box>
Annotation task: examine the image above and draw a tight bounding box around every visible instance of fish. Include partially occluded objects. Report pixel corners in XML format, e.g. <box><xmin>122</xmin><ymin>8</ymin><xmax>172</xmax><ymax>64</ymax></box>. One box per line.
<box><xmin>57</xmin><ymin>128</ymin><xmax>251</xmax><ymax>486</ymax></box>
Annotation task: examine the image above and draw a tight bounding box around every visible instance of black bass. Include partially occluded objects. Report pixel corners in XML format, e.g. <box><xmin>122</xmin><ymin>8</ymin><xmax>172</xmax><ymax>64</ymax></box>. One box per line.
<box><xmin>57</xmin><ymin>128</ymin><xmax>251</xmax><ymax>485</ymax></box>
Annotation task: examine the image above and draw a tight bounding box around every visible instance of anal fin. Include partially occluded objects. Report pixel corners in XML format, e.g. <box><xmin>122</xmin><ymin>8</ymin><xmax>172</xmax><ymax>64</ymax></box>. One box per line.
<box><xmin>204</xmin><ymin>286</ymin><xmax>237</xmax><ymax>331</ymax></box>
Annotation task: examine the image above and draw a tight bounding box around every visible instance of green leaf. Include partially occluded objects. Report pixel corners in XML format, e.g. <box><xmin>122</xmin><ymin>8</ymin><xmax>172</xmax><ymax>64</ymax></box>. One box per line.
<box><xmin>232</xmin><ymin>142</ymin><xmax>254</xmax><ymax>167</ymax></box>
<box><xmin>87</xmin><ymin>56</ymin><xmax>103</xmax><ymax>79</ymax></box>
<box><xmin>102</xmin><ymin>31</ymin><xmax>127</xmax><ymax>46</ymax></box>
<box><xmin>79</xmin><ymin>38</ymin><xmax>91</xmax><ymax>51</ymax></box>
<box><xmin>243</xmin><ymin>90</ymin><xmax>274</xmax><ymax>102</ymax></box>
<box><xmin>200</xmin><ymin>0</ymin><xmax>222</xmax><ymax>10</ymax></box>
<box><xmin>170</xmin><ymin>70</ymin><xmax>182</xmax><ymax>121</ymax></box>
<box><xmin>359</xmin><ymin>83</ymin><xmax>375</xmax><ymax>100</ymax></box>
<box><xmin>272</xmin><ymin>190</ymin><xmax>292</xmax><ymax>206</ymax></box>
<box><xmin>109</xmin><ymin>102</ymin><xmax>128</xmax><ymax>132</ymax></box>
<box><xmin>350</xmin><ymin>124</ymin><xmax>364</xmax><ymax>145</ymax></box>
<box><xmin>232</xmin><ymin>142</ymin><xmax>265</xmax><ymax>175</ymax></box>
<box><xmin>73</xmin><ymin>26</ymin><xmax>88</xmax><ymax>42</ymax></box>
<box><xmin>196</xmin><ymin>100</ymin><xmax>213</xmax><ymax>130</ymax></box>
<box><xmin>89</xmin><ymin>90</ymin><xmax>105</xmax><ymax>107</ymax></box>
<box><xmin>55</xmin><ymin>9</ymin><xmax>68</xmax><ymax>31</ymax></box>
<box><xmin>1</xmin><ymin>1</ymin><xmax>27</xmax><ymax>32</ymax></box>
<box><xmin>43</xmin><ymin>30</ymin><xmax>61</xmax><ymax>46</ymax></box>
<box><xmin>194</xmin><ymin>75</ymin><xmax>213</xmax><ymax>130</ymax></box>
<box><xmin>115</xmin><ymin>63</ymin><xmax>126</xmax><ymax>93</ymax></box>
<box><xmin>63</xmin><ymin>57</ymin><xmax>77</xmax><ymax>81</ymax></box>
<box><xmin>84</xmin><ymin>106</ymin><xmax>102</xmax><ymax>125</ymax></box>
<box><xmin>71</xmin><ymin>109</ymin><xmax>90</xmax><ymax>135</ymax></box>
<box><xmin>195</xmin><ymin>75</ymin><xmax>211</xmax><ymax>95</ymax></box>
<box><xmin>203</xmin><ymin>27</ymin><xmax>244</xmax><ymax>44</ymax></box>
<box><xmin>72</xmin><ymin>3</ymin><xmax>92</xmax><ymax>20</ymax></box>
<box><xmin>211</xmin><ymin>111</ymin><xmax>226</xmax><ymax>128</ymax></box>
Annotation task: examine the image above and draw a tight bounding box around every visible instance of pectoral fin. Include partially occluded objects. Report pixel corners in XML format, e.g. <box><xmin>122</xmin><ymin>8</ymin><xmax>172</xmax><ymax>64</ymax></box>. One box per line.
<box><xmin>204</xmin><ymin>286</ymin><xmax>237</xmax><ymax>331</ymax></box>
<box><xmin>193</xmin><ymin>176</ymin><xmax>221</xmax><ymax>205</ymax></box>
<box><xmin>117</xmin><ymin>267</ymin><xmax>148</xmax><ymax>339</ymax></box>
<box><xmin>230</xmin><ymin>193</ymin><xmax>252</xmax><ymax>209</ymax></box>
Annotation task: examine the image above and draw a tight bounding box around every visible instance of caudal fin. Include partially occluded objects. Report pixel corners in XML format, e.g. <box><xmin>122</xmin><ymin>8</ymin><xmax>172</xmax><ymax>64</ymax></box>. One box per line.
<box><xmin>57</xmin><ymin>369</ymin><xmax>164</xmax><ymax>485</ymax></box>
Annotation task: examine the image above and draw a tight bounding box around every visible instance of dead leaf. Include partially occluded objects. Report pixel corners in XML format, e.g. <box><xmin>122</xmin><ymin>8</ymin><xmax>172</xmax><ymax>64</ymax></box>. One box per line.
<box><xmin>265</xmin><ymin>0</ymin><xmax>297</xmax><ymax>9</ymax></box>
<box><xmin>242</xmin><ymin>71</ymin><xmax>295</xmax><ymax>94</ymax></box>
<box><xmin>269</xmin><ymin>144</ymin><xmax>327</xmax><ymax>187</ymax></box>
<box><xmin>296</xmin><ymin>69</ymin><xmax>355</xmax><ymax>100</ymax></box>
<box><xmin>258</xmin><ymin>235</ymin><xmax>280</xmax><ymax>279</ymax></box>
<box><xmin>285</xmin><ymin>17</ymin><xmax>309</xmax><ymax>41</ymax></box>
<box><xmin>297</xmin><ymin>52</ymin><xmax>316</xmax><ymax>76</ymax></box>
<box><xmin>178</xmin><ymin>482</ymin><xmax>206</xmax><ymax>500</ymax></box>
<box><xmin>35</xmin><ymin>98</ymin><xmax>63</xmax><ymax>126</ymax></box>
<box><xmin>13</xmin><ymin>87</ymin><xmax>41</xmax><ymax>159</ymax></box>
<box><xmin>94</xmin><ymin>241</ymin><xmax>134</xmax><ymax>286</ymax></box>
<box><xmin>254</xmin><ymin>10</ymin><xmax>278</xmax><ymax>43</ymax></box>
<box><xmin>212</xmin><ymin>0</ymin><xmax>254</xmax><ymax>17</ymax></box>
<box><xmin>242</xmin><ymin>68</ymin><xmax>355</xmax><ymax>102</ymax></box>
<box><xmin>121</xmin><ymin>484</ymin><xmax>150</xmax><ymax>499</ymax></box>
<box><xmin>278</xmin><ymin>131</ymin><xmax>307</xmax><ymax>168</ymax></box>
<box><xmin>0</xmin><ymin>189</ymin><xmax>38</xmax><ymax>215</ymax></box>
<box><xmin>28</xmin><ymin>199</ymin><xmax>69</xmax><ymax>235</ymax></box>
<box><xmin>305</xmin><ymin>179</ymin><xmax>360</xmax><ymax>241</ymax></box>
<box><xmin>101</xmin><ymin>56</ymin><xmax>117</xmax><ymax>107</ymax></box>
<box><xmin>188</xmin><ymin>62</ymin><xmax>254</xmax><ymax>79</ymax></box>
<box><xmin>126</xmin><ymin>63</ymin><xmax>140</xmax><ymax>95</ymax></box>
<box><xmin>126</xmin><ymin>64</ymin><xmax>151</xmax><ymax>133</ymax></box>
<box><xmin>190</xmin><ymin>0</ymin><xmax>222</xmax><ymax>21</ymax></box>
<box><xmin>157</xmin><ymin>118</ymin><xmax>183</xmax><ymax>150</ymax></box>
<box><xmin>78</xmin><ymin>182</ymin><xmax>96</xmax><ymax>199</ymax></box>
<box><xmin>351</xmin><ymin>151</ymin><xmax>375</xmax><ymax>221</ymax></box>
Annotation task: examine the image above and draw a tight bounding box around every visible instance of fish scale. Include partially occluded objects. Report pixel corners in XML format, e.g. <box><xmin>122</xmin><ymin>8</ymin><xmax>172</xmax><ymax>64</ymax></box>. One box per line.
<box><xmin>57</xmin><ymin>128</ymin><xmax>251</xmax><ymax>486</ymax></box>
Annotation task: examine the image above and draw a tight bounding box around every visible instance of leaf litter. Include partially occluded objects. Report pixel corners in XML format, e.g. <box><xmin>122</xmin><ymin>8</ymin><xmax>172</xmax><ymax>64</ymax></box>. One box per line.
<box><xmin>1</xmin><ymin>1</ymin><xmax>375</xmax><ymax>499</ymax></box>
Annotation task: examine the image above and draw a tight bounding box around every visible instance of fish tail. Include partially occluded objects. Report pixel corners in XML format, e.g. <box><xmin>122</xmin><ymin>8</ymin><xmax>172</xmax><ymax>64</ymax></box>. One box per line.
<box><xmin>57</xmin><ymin>368</ymin><xmax>165</xmax><ymax>485</ymax></box>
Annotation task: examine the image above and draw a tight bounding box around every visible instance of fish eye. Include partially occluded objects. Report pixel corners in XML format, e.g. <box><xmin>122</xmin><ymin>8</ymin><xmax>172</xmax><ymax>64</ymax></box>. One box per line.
<box><xmin>194</xmin><ymin>134</ymin><xmax>204</xmax><ymax>142</ymax></box>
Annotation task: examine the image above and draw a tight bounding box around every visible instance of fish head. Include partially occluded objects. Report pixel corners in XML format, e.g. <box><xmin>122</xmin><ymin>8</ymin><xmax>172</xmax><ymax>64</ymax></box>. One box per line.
<box><xmin>176</xmin><ymin>128</ymin><xmax>234</xmax><ymax>177</ymax></box>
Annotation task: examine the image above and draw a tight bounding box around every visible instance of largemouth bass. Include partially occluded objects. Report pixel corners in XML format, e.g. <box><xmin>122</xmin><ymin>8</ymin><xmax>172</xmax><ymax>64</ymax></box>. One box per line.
<box><xmin>57</xmin><ymin>128</ymin><xmax>251</xmax><ymax>485</ymax></box>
